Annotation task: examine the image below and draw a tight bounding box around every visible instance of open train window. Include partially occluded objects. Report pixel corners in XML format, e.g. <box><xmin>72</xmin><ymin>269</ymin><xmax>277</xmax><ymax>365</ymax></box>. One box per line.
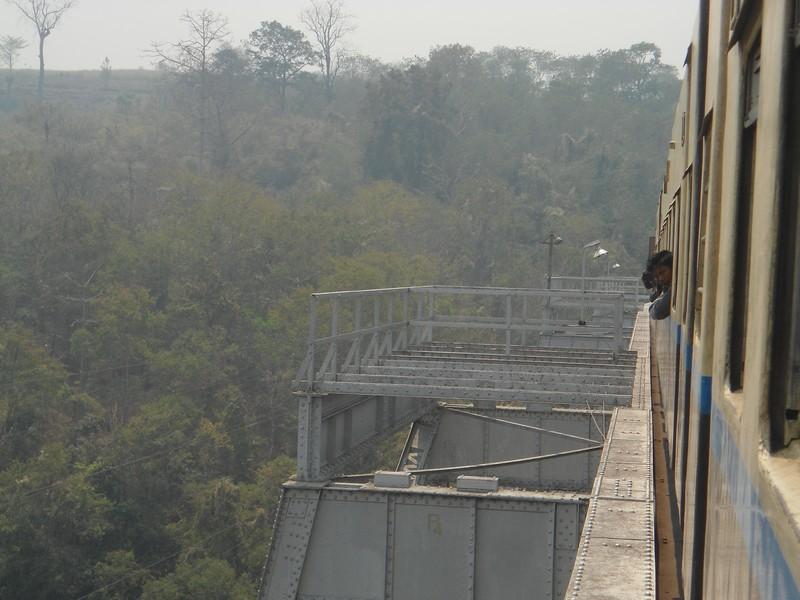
<box><xmin>695</xmin><ymin>129</ymin><xmax>712</xmax><ymax>333</ymax></box>
<box><xmin>770</xmin><ymin>17</ymin><xmax>800</xmax><ymax>449</ymax></box>
<box><xmin>729</xmin><ymin>40</ymin><xmax>760</xmax><ymax>392</ymax></box>
<box><xmin>671</xmin><ymin>197</ymin><xmax>680</xmax><ymax>311</ymax></box>
<box><xmin>682</xmin><ymin>169</ymin><xmax>693</xmax><ymax>322</ymax></box>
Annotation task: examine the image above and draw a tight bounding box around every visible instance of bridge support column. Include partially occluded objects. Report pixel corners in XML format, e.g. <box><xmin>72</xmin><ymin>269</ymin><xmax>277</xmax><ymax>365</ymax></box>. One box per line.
<box><xmin>297</xmin><ymin>394</ymin><xmax>323</xmax><ymax>481</ymax></box>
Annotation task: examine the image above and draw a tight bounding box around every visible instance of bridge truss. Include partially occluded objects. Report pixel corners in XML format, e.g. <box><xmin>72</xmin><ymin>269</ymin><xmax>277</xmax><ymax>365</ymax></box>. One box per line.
<box><xmin>259</xmin><ymin>283</ymin><xmax>655</xmax><ymax>600</ymax></box>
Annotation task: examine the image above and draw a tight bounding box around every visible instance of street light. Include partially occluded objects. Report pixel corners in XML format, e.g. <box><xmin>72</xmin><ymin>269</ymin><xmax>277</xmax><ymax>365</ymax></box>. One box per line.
<box><xmin>609</xmin><ymin>262</ymin><xmax>621</xmax><ymax>276</ymax></box>
<box><xmin>541</xmin><ymin>233</ymin><xmax>563</xmax><ymax>322</ymax></box>
<box><xmin>540</xmin><ymin>232</ymin><xmax>563</xmax><ymax>290</ymax></box>
<box><xmin>594</xmin><ymin>248</ymin><xmax>609</xmax><ymax>280</ymax></box>
<box><xmin>580</xmin><ymin>240</ymin><xmax>601</xmax><ymax>323</ymax></box>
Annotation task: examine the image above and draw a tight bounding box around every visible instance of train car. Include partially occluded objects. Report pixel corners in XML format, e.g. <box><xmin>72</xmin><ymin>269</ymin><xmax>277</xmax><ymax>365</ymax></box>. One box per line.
<box><xmin>652</xmin><ymin>0</ymin><xmax>800</xmax><ymax>597</ymax></box>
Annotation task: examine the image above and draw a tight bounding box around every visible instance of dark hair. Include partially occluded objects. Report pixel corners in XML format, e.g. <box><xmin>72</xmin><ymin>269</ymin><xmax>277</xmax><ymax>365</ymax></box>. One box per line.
<box><xmin>647</xmin><ymin>250</ymin><xmax>673</xmax><ymax>270</ymax></box>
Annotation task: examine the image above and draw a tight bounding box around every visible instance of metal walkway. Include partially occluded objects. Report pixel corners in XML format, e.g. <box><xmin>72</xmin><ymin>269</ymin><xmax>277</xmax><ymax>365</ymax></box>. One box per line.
<box><xmin>259</xmin><ymin>284</ymin><xmax>656</xmax><ymax>600</ymax></box>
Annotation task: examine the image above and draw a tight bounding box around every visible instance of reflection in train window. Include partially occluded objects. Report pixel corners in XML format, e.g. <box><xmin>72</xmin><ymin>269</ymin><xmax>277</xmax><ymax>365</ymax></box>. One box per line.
<box><xmin>730</xmin><ymin>40</ymin><xmax>760</xmax><ymax>392</ymax></box>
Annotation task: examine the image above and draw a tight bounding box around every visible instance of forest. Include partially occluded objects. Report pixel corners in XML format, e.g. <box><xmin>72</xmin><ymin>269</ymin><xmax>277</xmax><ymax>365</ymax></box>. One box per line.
<box><xmin>0</xmin><ymin>3</ymin><xmax>679</xmax><ymax>597</ymax></box>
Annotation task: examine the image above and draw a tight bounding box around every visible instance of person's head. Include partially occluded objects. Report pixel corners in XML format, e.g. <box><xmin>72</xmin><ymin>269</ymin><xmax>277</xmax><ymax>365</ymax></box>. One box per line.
<box><xmin>647</xmin><ymin>250</ymin><xmax>673</xmax><ymax>286</ymax></box>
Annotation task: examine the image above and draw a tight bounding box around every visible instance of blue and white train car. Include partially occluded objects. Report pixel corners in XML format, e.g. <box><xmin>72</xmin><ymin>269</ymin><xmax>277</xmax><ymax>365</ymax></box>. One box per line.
<box><xmin>653</xmin><ymin>0</ymin><xmax>800</xmax><ymax>598</ymax></box>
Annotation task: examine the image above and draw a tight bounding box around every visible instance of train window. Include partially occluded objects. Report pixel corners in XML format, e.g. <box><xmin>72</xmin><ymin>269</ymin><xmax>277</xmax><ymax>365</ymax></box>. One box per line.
<box><xmin>770</xmin><ymin>29</ymin><xmax>800</xmax><ymax>448</ymax></box>
<box><xmin>681</xmin><ymin>113</ymin><xmax>687</xmax><ymax>146</ymax></box>
<box><xmin>729</xmin><ymin>40</ymin><xmax>761</xmax><ymax>392</ymax></box>
<box><xmin>696</xmin><ymin>131</ymin><xmax>712</xmax><ymax>332</ymax></box>
<box><xmin>681</xmin><ymin>170</ymin><xmax>693</xmax><ymax>321</ymax></box>
<box><xmin>672</xmin><ymin>195</ymin><xmax>680</xmax><ymax>311</ymax></box>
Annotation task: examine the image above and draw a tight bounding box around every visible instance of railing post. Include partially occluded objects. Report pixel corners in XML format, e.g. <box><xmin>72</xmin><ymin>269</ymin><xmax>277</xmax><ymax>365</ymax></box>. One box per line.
<box><xmin>416</xmin><ymin>293</ymin><xmax>424</xmax><ymax>345</ymax></box>
<box><xmin>521</xmin><ymin>295</ymin><xmax>528</xmax><ymax>347</ymax></box>
<box><xmin>331</xmin><ymin>297</ymin><xmax>339</xmax><ymax>379</ymax></box>
<box><xmin>403</xmin><ymin>289</ymin><xmax>410</xmax><ymax>349</ymax></box>
<box><xmin>387</xmin><ymin>295</ymin><xmax>394</xmax><ymax>355</ymax></box>
<box><xmin>355</xmin><ymin>297</ymin><xmax>362</xmax><ymax>371</ymax></box>
<box><xmin>308</xmin><ymin>296</ymin><xmax>317</xmax><ymax>390</ymax></box>
<box><xmin>614</xmin><ymin>294</ymin><xmax>624</xmax><ymax>353</ymax></box>
<box><xmin>374</xmin><ymin>296</ymin><xmax>380</xmax><ymax>361</ymax></box>
<box><xmin>427</xmin><ymin>291</ymin><xmax>435</xmax><ymax>343</ymax></box>
<box><xmin>505</xmin><ymin>294</ymin><xmax>512</xmax><ymax>356</ymax></box>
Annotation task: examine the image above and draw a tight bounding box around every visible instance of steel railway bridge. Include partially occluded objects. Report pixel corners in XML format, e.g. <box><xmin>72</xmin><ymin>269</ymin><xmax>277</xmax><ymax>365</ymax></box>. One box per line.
<box><xmin>258</xmin><ymin>279</ymin><xmax>660</xmax><ymax>600</ymax></box>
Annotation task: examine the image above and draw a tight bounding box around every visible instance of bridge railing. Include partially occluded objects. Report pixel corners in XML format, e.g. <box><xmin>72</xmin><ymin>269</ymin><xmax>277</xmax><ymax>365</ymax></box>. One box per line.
<box><xmin>294</xmin><ymin>286</ymin><xmax>628</xmax><ymax>393</ymax></box>
<box><xmin>550</xmin><ymin>276</ymin><xmax>647</xmax><ymax>303</ymax></box>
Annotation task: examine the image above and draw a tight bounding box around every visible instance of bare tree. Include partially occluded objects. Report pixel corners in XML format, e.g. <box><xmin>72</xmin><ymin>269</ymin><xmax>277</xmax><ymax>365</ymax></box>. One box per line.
<box><xmin>100</xmin><ymin>55</ymin><xmax>111</xmax><ymax>90</ymax></box>
<box><xmin>6</xmin><ymin>0</ymin><xmax>76</xmax><ymax>98</ymax></box>
<box><xmin>150</xmin><ymin>10</ymin><xmax>229</xmax><ymax>165</ymax></box>
<box><xmin>0</xmin><ymin>35</ymin><xmax>27</xmax><ymax>92</ymax></box>
<box><xmin>300</xmin><ymin>0</ymin><xmax>353</xmax><ymax>103</ymax></box>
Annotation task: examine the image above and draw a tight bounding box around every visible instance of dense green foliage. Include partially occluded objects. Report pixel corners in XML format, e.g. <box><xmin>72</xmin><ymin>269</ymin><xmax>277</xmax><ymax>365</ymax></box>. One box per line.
<box><xmin>0</xmin><ymin>23</ymin><xmax>677</xmax><ymax>597</ymax></box>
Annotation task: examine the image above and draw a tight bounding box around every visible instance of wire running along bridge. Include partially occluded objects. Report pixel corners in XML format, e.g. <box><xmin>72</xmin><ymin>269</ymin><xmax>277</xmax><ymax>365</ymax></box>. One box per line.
<box><xmin>259</xmin><ymin>280</ymin><xmax>655</xmax><ymax>600</ymax></box>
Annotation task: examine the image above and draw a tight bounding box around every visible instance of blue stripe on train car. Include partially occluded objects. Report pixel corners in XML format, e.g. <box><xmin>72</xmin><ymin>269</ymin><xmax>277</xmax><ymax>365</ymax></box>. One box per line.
<box><xmin>685</xmin><ymin>344</ymin><xmax>693</xmax><ymax>369</ymax></box>
<box><xmin>710</xmin><ymin>403</ymin><xmax>800</xmax><ymax>598</ymax></box>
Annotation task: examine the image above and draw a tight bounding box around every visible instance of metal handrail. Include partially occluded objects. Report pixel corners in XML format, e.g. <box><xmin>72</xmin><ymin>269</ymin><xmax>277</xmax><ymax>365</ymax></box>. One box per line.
<box><xmin>294</xmin><ymin>286</ymin><xmax>629</xmax><ymax>393</ymax></box>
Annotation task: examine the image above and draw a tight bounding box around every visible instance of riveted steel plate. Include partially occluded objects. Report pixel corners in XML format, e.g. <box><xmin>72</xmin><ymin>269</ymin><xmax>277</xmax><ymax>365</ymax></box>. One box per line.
<box><xmin>475</xmin><ymin>504</ymin><xmax>555</xmax><ymax>599</ymax></box>
<box><xmin>588</xmin><ymin>498</ymin><xmax>651</xmax><ymax>541</ymax></box>
<box><xmin>392</xmin><ymin>503</ymin><xmax>472</xmax><ymax>600</ymax></box>
<box><xmin>297</xmin><ymin>499</ymin><xmax>387</xmax><ymax>599</ymax></box>
<box><xmin>570</xmin><ymin>539</ymin><xmax>654</xmax><ymax>600</ymax></box>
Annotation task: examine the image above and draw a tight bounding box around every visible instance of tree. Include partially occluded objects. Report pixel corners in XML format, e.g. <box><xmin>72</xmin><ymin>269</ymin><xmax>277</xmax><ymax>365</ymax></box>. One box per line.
<box><xmin>301</xmin><ymin>0</ymin><xmax>353</xmax><ymax>103</ymax></box>
<box><xmin>6</xmin><ymin>0</ymin><xmax>76</xmax><ymax>98</ymax></box>
<box><xmin>248</xmin><ymin>21</ymin><xmax>316</xmax><ymax>111</ymax></box>
<box><xmin>0</xmin><ymin>35</ymin><xmax>27</xmax><ymax>92</ymax></box>
<box><xmin>100</xmin><ymin>55</ymin><xmax>111</xmax><ymax>89</ymax></box>
<box><xmin>150</xmin><ymin>10</ymin><xmax>230</xmax><ymax>165</ymax></box>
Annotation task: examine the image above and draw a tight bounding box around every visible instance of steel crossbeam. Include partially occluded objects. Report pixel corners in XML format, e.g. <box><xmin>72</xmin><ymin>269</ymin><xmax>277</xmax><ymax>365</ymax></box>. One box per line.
<box><xmin>349</xmin><ymin>365</ymin><xmax>634</xmax><ymax>387</ymax></box>
<box><xmin>378</xmin><ymin>357</ymin><xmax>636</xmax><ymax>375</ymax></box>
<box><xmin>313</xmin><ymin>380</ymin><xmax>631</xmax><ymax>406</ymax></box>
<box><xmin>335</xmin><ymin>372</ymin><xmax>632</xmax><ymax>396</ymax></box>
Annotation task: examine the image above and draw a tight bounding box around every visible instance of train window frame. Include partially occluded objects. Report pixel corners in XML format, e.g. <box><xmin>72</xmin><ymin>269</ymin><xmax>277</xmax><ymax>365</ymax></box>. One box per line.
<box><xmin>684</xmin><ymin>168</ymin><xmax>694</xmax><ymax>322</ymax></box>
<box><xmin>770</xmin><ymin>20</ymin><xmax>800</xmax><ymax>449</ymax></box>
<box><xmin>729</xmin><ymin>35</ymin><xmax>761</xmax><ymax>393</ymax></box>
<box><xmin>794</xmin><ymin>0</ymin><xmax>800</xmax><ymax>47</ymax></box>
<box><xmin>695</xmin><ymin>126</ymin><xmax>713</xmax><ymax>333</ymax></box>
<box><xmin>671</xmin><ymin>194</ymin><xmax>680</xmax><ymax>312</ymax></box>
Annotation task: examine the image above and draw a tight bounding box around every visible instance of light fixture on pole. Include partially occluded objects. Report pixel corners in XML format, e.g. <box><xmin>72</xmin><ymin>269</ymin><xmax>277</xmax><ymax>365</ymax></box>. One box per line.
<box><xmin>593</xmin><ymin>248</ymin><xmax>609</xmax><ymax>279</ymax></box>
<box><xmin>540</xmin><ymin>232</ymin><xmax>563</xmax><ymax>290</ymax></box>
<box><xmin>580</xmin><ymin>240</ymin><xmax>601</xmax><ymax>323</ymax></box>
<box><xmin>609</xmin><ymin>262</ymin><xmax>621</xmax><ymax>276</ymax></box>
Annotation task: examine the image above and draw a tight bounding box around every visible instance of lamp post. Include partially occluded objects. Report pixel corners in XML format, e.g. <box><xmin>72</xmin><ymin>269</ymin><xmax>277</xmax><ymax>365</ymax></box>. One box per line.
<box><xmin>541</xmin><ymin>233</ymin><xmax>562</xmax><ymax>322</ymax></box>
<box><xmin>581</xmin><ymin>240</ymin><xmax>601</xmax><ymax>323</ymax></box>
<box><xmin>608</xmin><ymin>262</ymin><xmax>621</xmax><ymax>276</ymax></box>
<box><xmin>540</xmin><ymin>232</ymin><xmax>563</xmax><ymax>290</ymax></box>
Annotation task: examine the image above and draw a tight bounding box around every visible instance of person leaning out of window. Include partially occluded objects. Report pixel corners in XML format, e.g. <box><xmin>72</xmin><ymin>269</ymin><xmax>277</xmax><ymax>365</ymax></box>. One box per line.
<box><xmin>642</xmin><ymin>251</ymin><xmax>673</xmax><ymax>320</ymax></box>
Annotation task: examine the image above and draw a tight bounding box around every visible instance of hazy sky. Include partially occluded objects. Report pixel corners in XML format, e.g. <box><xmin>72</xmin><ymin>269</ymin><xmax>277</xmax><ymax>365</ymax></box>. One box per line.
<box><xmin>0</xmin><ymin>0</ymin><xmax>698</xmax><ymax>71</ymax></box>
